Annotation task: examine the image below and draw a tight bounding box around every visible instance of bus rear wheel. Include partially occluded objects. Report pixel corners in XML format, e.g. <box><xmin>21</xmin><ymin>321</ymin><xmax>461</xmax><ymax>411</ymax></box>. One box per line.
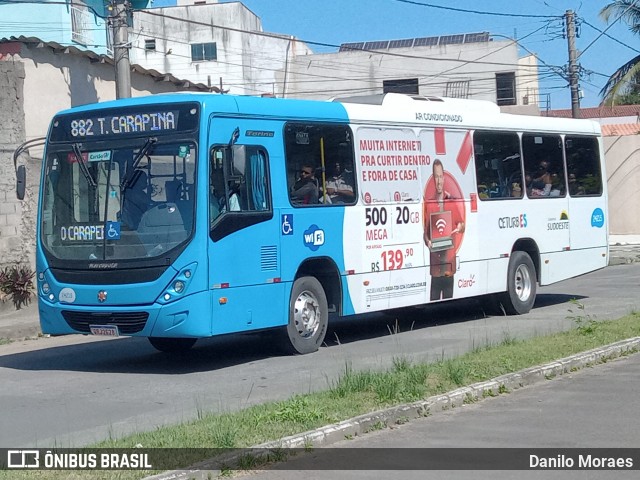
<box><xmin>283</xmin><ymin>276</ymin><xmax>328</xmax><ymax>355</ymax></box>
<box><xmin>148</xmin><ymin>337</ymin><xmax>197</xmax><ymax>353</ymax></box>
<box><xmin>500</xmin><ymin>251</ymin><xmax>536</xmax><ymax>315</ymax></box>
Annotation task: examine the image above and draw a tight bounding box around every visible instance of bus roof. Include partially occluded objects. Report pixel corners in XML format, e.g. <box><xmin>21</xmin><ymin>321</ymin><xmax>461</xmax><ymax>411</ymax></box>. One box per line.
<box><xmin>56</xmin><ymin>93</ymin><xmax>601</xmax><ymax>135</ymax></box>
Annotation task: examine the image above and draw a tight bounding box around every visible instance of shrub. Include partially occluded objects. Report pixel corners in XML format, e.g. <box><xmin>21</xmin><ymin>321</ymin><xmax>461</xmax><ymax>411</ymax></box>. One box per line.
<box><xmin>0</xmin><ymin>265</ymin><xmax>35</xmax><ymax>310</ymax></box>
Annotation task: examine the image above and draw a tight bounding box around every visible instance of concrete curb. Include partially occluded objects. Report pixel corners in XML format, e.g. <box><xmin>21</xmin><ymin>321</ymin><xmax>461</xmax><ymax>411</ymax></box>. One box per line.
<box><xmin>145</xmin><ymin>337</ymin><xmax>640</xmax><ymax>479</ymax></box>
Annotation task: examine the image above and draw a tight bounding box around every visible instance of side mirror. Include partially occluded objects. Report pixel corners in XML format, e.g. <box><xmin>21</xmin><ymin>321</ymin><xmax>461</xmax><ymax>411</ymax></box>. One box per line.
<box><xmin>16</xmin><ymin>165</ymin><xmax>26</xmax><ymax>200</ymax></box>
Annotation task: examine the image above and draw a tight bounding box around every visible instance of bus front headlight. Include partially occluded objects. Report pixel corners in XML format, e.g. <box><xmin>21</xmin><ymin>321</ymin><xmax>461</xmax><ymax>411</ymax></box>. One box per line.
<box><xmin>173</xmin><ymin>280</ymin><xmax>185</xmax><ymax>294</ymax></box>
<box><xmin>157</xmin><ymin>263</ymin><xmax>197</xmax><ymax>305</ymax></box>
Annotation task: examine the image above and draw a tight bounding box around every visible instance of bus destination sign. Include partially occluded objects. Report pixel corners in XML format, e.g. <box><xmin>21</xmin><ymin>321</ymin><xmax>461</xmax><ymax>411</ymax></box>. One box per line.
<box><xmin>67</xmin><ymin>111</ymin><xmax>179</xmax><ymax>138</ymax></box>
<box><xmin>49</xmin><ymin>103</ymin><xmax>200</xmax><ymax>142</ymax></box>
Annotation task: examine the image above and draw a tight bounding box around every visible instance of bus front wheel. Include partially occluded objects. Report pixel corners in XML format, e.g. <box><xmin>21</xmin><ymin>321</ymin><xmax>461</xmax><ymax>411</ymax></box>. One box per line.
<box><xmin>148</xmin><ymin>337</ymin><xmax>197</xmax><ymax>353</ymax></box>
<box><xmin>500</xmin><ymin>251</ymin><xmax>536</xmax><ymax>315</ymax></box>
<box><xmin>283</xmin><ymin>276</ymin><xmax>328</xmax><ymax>355</ymax></box>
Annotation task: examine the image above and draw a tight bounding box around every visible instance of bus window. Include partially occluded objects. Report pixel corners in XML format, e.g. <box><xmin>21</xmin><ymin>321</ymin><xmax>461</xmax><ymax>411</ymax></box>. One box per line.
<box><xmin>284</xmin><ymin>123</ymin><xmax>356</xmax><ymax>206</ymax></box>
<box><xmin>473</xmin><ymin>131</ymin><xmax>522</xmax><ymax>199</ymax></box>
<box><xmin>209</xmin><ymin>145</ymin><xmax>270</xmax><ymax>224</ymax></box>
<box><xmin>522</xmin><ymin>133</ymin><xmax>565</xmax><ymax>198</ymax></box>
<box><xmin>565</xmin><ymin>136</ymin><xmax>602</xmax><ymax>197</ymax></box>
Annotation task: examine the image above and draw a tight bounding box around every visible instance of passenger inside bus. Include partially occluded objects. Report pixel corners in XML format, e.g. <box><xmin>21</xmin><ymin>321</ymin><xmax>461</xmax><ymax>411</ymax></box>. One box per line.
<box><xmin>325</xmin><ymin>161</ymin><xmax>355</xmax><ymax>203</ymax></box>
<box><xmin>290</xmin><ymin>164</ymin><xmax>319</xmax><ymax>204</ymax></box>
<box><xmin>568</xmin><ymin>173</ymin><xmax>586</xmax><ymax>196</ymax></box>
<box><xmin>529</xmin><ymin>160</ymin><xmax>553</xmax><ymax>197</ymax></box>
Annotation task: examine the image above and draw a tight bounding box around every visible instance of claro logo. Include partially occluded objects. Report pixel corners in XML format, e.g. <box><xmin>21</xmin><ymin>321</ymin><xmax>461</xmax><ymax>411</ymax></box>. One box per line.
<box><xmin>498</xmin><ymin>214</ymin><xmax>528</xmax><ymax>229</ymax></box>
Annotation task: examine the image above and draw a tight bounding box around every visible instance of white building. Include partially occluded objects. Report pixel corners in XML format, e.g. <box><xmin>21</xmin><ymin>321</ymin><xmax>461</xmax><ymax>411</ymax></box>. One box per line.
<box><xmin>285</xmin><ymin>34</ymin><xmax>539</xmax><ymax>114</ymax></box>
<box><xmin>130</xmin><ymin>0</ymin><xmax>313</xmax><ymax>96</ymax></box>
<box><xmin>130</xmin><ymin>1</ymin><xmax>539</xmax><ymax>113</ymax></box>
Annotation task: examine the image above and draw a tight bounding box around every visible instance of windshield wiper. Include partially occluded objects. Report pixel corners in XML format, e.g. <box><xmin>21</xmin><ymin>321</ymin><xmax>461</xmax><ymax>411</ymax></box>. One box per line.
<box><xmin>72</xmin><ymin>143</ymin><xmax>97</xmax><ymax>188</ymax></box>
<box><xmin>120</xmin><ymin>137</ymin><xmax>157</xmax><ymax>190</ymax></box>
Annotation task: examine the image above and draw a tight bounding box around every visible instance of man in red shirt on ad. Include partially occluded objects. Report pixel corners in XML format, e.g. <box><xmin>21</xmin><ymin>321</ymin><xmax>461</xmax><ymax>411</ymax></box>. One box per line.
<box><xmin>423</xmin><ymin>159</ymin><xmax>466</xmax><ymax>301</ymax></box>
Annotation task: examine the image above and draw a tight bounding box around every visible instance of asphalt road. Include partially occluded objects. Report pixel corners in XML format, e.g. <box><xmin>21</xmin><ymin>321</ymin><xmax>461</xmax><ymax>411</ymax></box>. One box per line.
<box><xmin>0</xmin><ymin>264</ymin><xmax>638</xmax><ymax>448</ymax></box>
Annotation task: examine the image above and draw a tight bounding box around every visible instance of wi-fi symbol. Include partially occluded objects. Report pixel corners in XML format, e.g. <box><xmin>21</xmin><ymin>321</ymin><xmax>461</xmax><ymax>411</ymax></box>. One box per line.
<box><xmin>435</xmin><ymin>218</ymin><xmax>447</xmax><ymax>234</ymax></box>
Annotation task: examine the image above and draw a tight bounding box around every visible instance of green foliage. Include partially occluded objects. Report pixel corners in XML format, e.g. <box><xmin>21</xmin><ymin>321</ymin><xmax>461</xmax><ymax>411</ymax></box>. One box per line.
<box><xmin>272</xmin><ymin>395</ymin><xmax>323</xmax><ymax>423</ymax></box>
<box><xmin>599</xmin><ymin>2</ymin><xmax>640</xmax><ymax>104</ymax></box>
<box><xmin>616</xmin><ymin>91</ymin><xmax>640</xmax><ymax>105</ymax></box>
<box><xmin>0</xmin><ymin>265</ymin><xmax>35</xmax><ymax>310</ymax></box>
<box><xmin>567</xmin><ymin>299</ymin><xmax>598</xmax><ymax>335</ymax></box>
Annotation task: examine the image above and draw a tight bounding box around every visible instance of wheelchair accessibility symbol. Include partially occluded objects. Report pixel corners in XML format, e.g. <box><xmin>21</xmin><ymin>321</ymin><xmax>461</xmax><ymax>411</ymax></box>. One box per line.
<box><xmin>106</xmin><ymin>221</ymin><xmax>121</xmax><ymax>240</ymax></box>
<box><xmin>281</xmin><ymin>214</ymin><xmax>293</xmax><ymax>235</ymax></box>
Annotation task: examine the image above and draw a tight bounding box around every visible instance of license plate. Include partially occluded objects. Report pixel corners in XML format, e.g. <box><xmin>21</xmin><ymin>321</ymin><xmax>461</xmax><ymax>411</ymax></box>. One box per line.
<box><xmin>89</xmin><ymin>325</ymin><xmax>119</xmax><ymax>336</ymax></box>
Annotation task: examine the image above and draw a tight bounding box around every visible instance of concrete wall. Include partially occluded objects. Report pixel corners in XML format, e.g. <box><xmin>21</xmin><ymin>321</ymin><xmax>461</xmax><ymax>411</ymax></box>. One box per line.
<box><xmin>0</xmin><ymin>61</ymin><xmax>36</xmax><ymax>270</ymax></box>
<box><xmin>604</xmin><ymin>135</ymin><xmax>640</xmax><ymax>235</ymax></box>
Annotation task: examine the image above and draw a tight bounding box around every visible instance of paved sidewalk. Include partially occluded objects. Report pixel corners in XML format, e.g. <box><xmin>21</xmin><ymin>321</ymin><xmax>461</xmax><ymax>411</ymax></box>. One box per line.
<box><xmin>1</xmin><ymin>238</ymin><xmax>639</xmax><ymax>342</ymax></box>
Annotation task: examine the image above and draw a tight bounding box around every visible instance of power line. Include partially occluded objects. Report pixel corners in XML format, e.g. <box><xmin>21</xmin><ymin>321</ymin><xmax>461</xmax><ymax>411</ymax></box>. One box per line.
<box><xmin>577</xmin><ymin>0</ymin><xmax>640</xmax><ymax>59</ymax></box>
<box><xmin>579</xmin><ymin>17</ymin><xmax>640</xmax><ymax>56</ymax></box>
<box><xmin>391</xmin><ymin>0</ymin><xmax>561</xmax><ymax>19</ymax></box>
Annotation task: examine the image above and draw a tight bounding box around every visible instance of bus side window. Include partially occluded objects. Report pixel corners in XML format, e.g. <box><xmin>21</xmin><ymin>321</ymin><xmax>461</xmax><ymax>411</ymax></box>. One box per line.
<box><xmin>565</xmin><ymin>136</ymin><xmax>602</xmax><ymax>197</ymax></box>
<box><xmin>473</xmin><ymin>131</ymin><xmax>522</xmax><ymax>199</ymax></box>
<box><xmin>284</xmin><ymin>122</ymin><xmax>356</xmax><ymax>206</ymax></box>
<box><xmin>522</xmin><ymin>133</ymin><xmax>566</xmax><ymax>198</ymax></box>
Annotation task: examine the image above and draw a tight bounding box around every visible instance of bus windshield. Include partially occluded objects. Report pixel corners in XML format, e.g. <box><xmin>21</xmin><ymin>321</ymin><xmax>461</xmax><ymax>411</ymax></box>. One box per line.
<box><xmin>41</xmin><ymin>139</ymin><xmax>196</xmax><ymax>261</ymax></box>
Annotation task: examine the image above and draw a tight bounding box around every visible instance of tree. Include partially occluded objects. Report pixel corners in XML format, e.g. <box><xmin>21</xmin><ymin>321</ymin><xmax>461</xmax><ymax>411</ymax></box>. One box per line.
<box><xmin>599</xmin><ymin>1</ymin><xmax>640</xmax><ymax>105</ymax></box>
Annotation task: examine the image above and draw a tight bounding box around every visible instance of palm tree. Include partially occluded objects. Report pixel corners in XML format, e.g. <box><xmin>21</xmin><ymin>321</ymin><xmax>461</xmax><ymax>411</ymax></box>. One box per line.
<box><xmin>599</xmin><ymin>0</ymin><xmax>640</xmax><ymax>105</ymax></box>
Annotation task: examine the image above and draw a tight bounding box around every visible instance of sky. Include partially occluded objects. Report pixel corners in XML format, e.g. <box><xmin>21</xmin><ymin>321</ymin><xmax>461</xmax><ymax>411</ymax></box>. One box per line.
<box><xmin>150</xmin><ymin>0</ymin><xmax>640</xmax><ymax>110</ymax></box>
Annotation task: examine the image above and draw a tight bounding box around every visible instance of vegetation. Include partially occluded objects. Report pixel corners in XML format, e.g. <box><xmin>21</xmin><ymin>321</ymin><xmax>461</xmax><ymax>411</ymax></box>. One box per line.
<box><xmin>1</xmin><ymin>308</ymin><xmax>638</xmax><ymax>479</ymax></box>
<box><xmin>599</xmin><ymin>1</ymin><xmax>640</xmax><ymax>105</ymax></box>
<box><xmin>0</xmin><ymin>265</ymin><xmax>35</xmax><ymax>310</ymax></box>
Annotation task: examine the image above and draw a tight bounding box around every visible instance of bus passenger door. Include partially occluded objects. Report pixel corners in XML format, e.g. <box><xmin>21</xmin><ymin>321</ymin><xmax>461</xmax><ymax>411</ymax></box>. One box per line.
<box><xmin>207</xmin><ymin>118</ymin><xmax>285</xmax><ymax>335</ymax></box>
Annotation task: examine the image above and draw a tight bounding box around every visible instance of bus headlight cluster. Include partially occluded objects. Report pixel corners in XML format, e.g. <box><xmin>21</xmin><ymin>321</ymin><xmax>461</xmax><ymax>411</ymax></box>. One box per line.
<box><xmin>157</xmin><ymin>263</ymin><xmax>197</xmax><ymax>305</ymax></box>
<box><xmin>38</xmin><ymin>271</ymin><xmax>55</xmax><ymax>301</ymax></box>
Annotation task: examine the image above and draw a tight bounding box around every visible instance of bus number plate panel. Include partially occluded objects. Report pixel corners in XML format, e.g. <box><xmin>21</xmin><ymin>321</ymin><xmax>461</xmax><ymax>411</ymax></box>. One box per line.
<box><xmin>89</xmin><ymin>325</ymin><xmax>119</xmax><ymax>337</ymax></box>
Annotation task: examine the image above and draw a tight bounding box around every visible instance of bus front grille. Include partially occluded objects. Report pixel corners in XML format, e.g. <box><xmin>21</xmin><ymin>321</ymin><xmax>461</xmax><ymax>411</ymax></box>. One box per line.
<box><xmin>61</xmin><ymin>311</ymin><xmax>149</xmax><ymax>334</ymax></box>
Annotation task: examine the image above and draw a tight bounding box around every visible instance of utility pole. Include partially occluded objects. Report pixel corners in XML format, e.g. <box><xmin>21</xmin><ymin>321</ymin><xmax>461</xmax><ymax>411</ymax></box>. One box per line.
<box><xmin>111</xmin><ymin>0</ymin><xmax>131</xmax><ymax>99</ymax></box>
<box><xmin>565</xmin><ymin>10</ymin><xmax>580</xmax><ymax>118</ymax></box>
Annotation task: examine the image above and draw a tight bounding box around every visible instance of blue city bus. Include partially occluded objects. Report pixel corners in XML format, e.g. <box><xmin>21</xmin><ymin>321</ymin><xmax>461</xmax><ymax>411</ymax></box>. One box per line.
<box><xmin>31</xmin><ymin>93</ymin><xmax>608</xmax><ymax>353</ymax></box>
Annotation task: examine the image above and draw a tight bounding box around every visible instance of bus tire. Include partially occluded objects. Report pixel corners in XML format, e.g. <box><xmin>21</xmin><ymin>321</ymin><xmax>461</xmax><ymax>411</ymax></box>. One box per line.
<box><xmin>500</xmin><ymin>251</ymin><xmax>537</xmax><ymax>315</ymax></box>
<box><xmin>148</xmin><ymin>337</ymin><xmax>197</xmax><ymax>353</ymax></box>
<box><xmin>284</xmin><ymin>276</ymin><xmax>328</xmax><ymax>355</ymax></box>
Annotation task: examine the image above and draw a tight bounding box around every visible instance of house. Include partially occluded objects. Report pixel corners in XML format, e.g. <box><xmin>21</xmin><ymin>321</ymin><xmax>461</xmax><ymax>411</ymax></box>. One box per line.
<box><xmin>0</xmin><ymin>0</ymin><xmax>153</xmax><ymax>56</ymax></box>
<box><xmin>543</xmin><ymin>105</ymin><xmax>640</xmax><ymax>136</ymax></box>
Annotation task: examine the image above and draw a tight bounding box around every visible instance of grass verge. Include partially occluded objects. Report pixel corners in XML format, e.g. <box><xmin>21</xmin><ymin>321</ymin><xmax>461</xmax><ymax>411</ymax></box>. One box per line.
<box><xmin>2</xmin><ymin>309</ymin><xmax>640</xmax><ymax>479</ymax></box>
